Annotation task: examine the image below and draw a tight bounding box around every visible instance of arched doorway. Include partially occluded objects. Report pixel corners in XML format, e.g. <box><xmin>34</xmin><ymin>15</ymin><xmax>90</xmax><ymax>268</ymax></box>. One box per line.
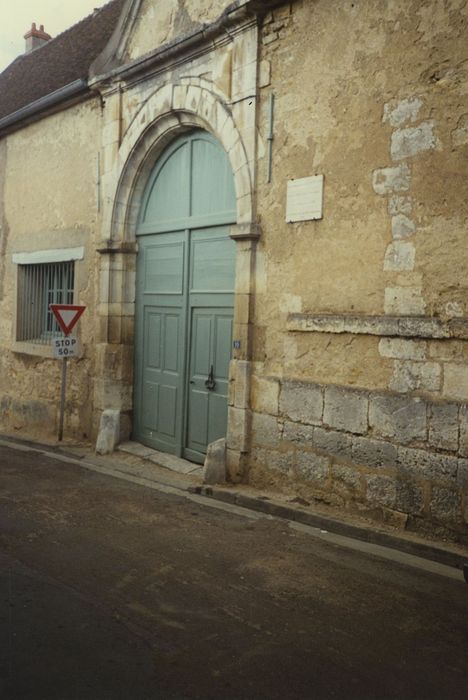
<box><xmin>133</xmin><ymin>130</ymin><xmax>237</xmax><ymax>463</ymax></box>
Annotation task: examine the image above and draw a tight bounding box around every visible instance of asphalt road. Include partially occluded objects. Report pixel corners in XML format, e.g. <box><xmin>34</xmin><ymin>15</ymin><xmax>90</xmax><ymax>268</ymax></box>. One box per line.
<box><xmin>0</xmin><ymin>442</ymin><xmax>467</xmax><ymax>700</ymax></box>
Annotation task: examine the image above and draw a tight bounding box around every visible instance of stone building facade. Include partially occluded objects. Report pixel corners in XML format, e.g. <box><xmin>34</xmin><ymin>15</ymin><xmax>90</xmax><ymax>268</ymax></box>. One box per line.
<box><xmin>0</xmin><ymin>0</ymin><xmax>467</xmax><ymax>543</ymax></box>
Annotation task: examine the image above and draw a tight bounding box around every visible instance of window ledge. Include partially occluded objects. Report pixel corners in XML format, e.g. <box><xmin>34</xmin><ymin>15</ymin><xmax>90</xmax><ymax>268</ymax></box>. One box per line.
<box><xmin>13</xmin><ymin>341</ymin><xmax>55</xmax><ymax>358</ymax></box>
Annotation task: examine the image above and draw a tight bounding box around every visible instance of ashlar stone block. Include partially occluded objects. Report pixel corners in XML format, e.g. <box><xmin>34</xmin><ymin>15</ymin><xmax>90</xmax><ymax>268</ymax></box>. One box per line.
<box><xmin>366</xmin><ymin>475</ymin><xmax>397</xmax><ymax>508</ymax></box>
<box><xmin>383</xmin><ymin>97</ymin><xmax>423</xmax><ymax>127</ymax></box>
<box><xmin>372</xmin><ymin>163</ymin><xmax>411</xmax><ymax>195</ymax></box>
<box><xmin>312</xmin><ymin>427</ymin><xmax>353</xmax><ymax>459</ymax></box>
<box><xmin>283</xmin><ymin>421</ymin><xmax>314</xmax><ymax>444</ymax></box>
<box><xmin>279</xmin><ymin>381</ymin><xmax>323</xmax><ymax>425</ymax></box>
<box><xmin>443</xmin><ymin>364</ymin><xmax>468</xmax><ymax>401</ymax></box>
<box><xmin>395</xmin><ymin>481</ymin><xmax>424</xmax><ymax>515</ymax></box>
<box><xmin>391</xmin><ymin>121</ymin><xmax>438</xmax><ymax>160</ymax></box>
<box><xmin>369</xmin><ymin>394</ymin><xmax>426</xmax><ymax>444</ymax></box>
<box><xmin>428</xmin><ymin>402</ymin><xmax>459</xmax><ymax>452</ymax></box>
<box><xmin>251</xmin><ymin>411</ymin><xmax>281</xmax><ymax>448</ymax></box>
<box><xmin>397</xmin><ymin>446</ymin><xmax>457</xmax><ymax>484</ymax></box>
<box><xmin>379</xmin><ymin>339</ymin><xmax>426</xmax><ymax>361</ymax></box>
<box><xmin>352</xmin><ymin>436</ymin><xmax>398</xmax><ymax>469</ymax></box>
<box><xmin>384</xmin><ymin>286</ymin><xmax>425</xmax><ymax>315</ymax></box>
<box><xmin>391</xmin><ymin>213</ymin><xmax>416</xmax><ymax>239</ymax></box>
<box><xmin>389</xmin><ymin>360</ymin><xmax>441</xmax><ymax>393</ymax></box>
<box><xmin>457</xmin><ymin>459</ymin><xmax>468</xmax><ymax>491</ymax></box>
<box><xmin>383</xmin><ymin>241</ymin><xmax>415</xmax><ymax>271</ymax></box>
<box><xmin>459</xmin><ymin>405</ymin><xmax>468</xmax><ymax>457</ymax></box>
<box><xmin>323</xmin><ymin>386</ymin><xmax>368</xmax><ymax>435</ymax></box>
<box><xmin>430</xmin><ymin>487</ymin><xmax>461</xmax><ymax>523</ymax></box>
<box><xmin>296</xmin><ymin>452</ymin><xmax>330</xmax><ymax>485</ymax></box>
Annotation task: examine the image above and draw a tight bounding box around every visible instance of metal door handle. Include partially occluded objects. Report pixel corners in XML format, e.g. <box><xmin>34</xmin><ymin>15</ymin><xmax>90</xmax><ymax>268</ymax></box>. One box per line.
<box><xmin>205</xmin><ymin>364</ymin><xmax>216</xmax><ymax>391</ymax></box>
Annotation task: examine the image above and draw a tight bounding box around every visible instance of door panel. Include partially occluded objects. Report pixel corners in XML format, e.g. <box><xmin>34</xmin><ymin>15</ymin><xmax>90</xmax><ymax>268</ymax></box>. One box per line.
<box><xmin>140</xmin><ymin>306</ymin><xmax>183</xmax><ymax>451</ymax></box>
<box><xmin>185</xmin><ymin>308</ymin><xmax>233</xmax><ymax>462</ymax></box>
<box><xmin>134</xmin><ymin>131</ymin><xmax>237</xmax><ymax>462</ymax></box>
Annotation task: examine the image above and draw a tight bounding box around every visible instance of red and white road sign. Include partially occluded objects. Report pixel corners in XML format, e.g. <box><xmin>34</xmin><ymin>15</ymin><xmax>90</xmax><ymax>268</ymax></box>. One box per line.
<box><xmin>50</xmin><ymin>304</ymin><xmax>86</xmax><ymax>336</ymax></box>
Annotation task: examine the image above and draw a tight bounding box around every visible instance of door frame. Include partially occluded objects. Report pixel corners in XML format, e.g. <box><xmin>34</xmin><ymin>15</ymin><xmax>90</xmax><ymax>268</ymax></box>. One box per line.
<box><xmin>96</xmin><ymin>82</ymin><xmax>259</xmax><ymax>481</ymax></box>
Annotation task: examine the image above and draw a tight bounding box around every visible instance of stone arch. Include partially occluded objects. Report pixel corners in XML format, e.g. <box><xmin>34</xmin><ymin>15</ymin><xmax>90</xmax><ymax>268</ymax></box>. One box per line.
<box><xmin>108</xmin><ymin>81</ymin><xmax>254</xmax><ymax>244</ymax></box>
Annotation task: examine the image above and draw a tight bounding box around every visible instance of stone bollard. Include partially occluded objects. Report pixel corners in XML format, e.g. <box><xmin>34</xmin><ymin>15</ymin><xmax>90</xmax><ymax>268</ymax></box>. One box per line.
<box><xmin>95</xmin><ymin>409</ymin><xmax>120</xmax><ymax>455</ymax></box>
<box><xmin>202</xmin><ymin>438</ymin><xmax>226</xmax><ymax>484</ymax></box>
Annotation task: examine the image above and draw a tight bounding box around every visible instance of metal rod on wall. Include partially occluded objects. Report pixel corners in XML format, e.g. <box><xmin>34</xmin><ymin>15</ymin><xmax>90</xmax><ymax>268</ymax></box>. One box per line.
<box><xmin>266</xmin><ymin>93</ymin><xmax>275</xmax><ymax>183</ymax></box>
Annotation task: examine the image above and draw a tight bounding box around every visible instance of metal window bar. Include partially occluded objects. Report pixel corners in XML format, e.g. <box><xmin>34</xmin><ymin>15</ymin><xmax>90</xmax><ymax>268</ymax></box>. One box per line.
<box><xmin>17</xmin><ymin>262</ymin><xmax>74</xmax><ymax>344</ymax></box>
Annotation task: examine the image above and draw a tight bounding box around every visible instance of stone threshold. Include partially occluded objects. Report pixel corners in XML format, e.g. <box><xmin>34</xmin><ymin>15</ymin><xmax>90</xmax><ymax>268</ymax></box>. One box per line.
<box><xmin>118</xmin><ymin>440</ymin><xmax>203</xmax><ymax>476</ymax></box>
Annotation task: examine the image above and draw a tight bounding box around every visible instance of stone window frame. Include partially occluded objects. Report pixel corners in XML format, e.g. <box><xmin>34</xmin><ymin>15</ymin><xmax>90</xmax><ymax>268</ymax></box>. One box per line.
<box><xmin>12</xmin><ymin>246</ymin><xmax>84</xmax><ymax>358</ymax></box>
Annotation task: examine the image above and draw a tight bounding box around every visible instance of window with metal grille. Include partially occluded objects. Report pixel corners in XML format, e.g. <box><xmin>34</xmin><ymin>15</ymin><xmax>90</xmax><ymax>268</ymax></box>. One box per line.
<box><xmin>17</xmin><ymin>262</ymin><xmax>75</xmax><ymax>344</ymax></box>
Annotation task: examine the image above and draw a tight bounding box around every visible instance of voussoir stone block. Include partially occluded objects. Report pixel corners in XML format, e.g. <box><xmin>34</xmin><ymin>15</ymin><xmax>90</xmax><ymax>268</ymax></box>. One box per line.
<box><xmin>369</xmin><ymin>394</ymin><xmax>426</xmax><ymax>444</ymax></box>
<box><xmin>323</xmin><ymin>386</ymin><xmax>368</xmax><ymax>435</ymax></box>
<box><xmin>279</xmin><ymin>381</ymin><xmax>323</xmax><ymax>425</ymax></box>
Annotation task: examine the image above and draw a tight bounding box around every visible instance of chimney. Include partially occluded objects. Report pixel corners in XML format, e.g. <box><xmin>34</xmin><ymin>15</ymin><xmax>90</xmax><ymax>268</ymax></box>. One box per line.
<box><xmin>24</xmin><ymin>23</ymin><xmax>52</xmax><ymax>53</ymax></box>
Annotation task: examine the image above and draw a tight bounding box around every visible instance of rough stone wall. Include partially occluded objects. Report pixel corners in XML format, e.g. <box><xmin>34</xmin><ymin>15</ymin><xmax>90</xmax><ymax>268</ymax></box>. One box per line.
<box><xmin>0</xmin><ymin>100</ymin><xmax>101</xmax><ymax>440</ymax></box>
<box><xmin>126</xmin><ymin>0</ymin><xmax>231</xmax><ymax>61</ymax></box>
<box><xmin>251</xmin><ymin>0</ymin><xmax>468</xmax><ymax>540</ymax></box>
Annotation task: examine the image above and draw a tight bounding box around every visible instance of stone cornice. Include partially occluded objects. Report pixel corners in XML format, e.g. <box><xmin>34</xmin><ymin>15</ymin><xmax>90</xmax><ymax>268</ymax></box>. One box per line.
<box><xmin>287</xmin><ymin>313</ymin><xmax>468</xmax><ymax>340</ymax></box>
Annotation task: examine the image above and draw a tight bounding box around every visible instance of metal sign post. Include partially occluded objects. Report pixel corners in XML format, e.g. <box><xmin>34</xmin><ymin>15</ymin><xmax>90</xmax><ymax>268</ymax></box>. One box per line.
<box><xmin>58</xmin><ymin>356</ymin><xmax>68</xmax><ymax>442</ymax></box>
<box><xmin>49</xmin><ymin>304</ymin><xmax>86</xmax><ymax>442</ymax></box>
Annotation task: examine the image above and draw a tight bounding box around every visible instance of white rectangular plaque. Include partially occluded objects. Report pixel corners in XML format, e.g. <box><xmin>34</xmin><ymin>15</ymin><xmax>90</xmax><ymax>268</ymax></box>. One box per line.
<box><xmin>286</xmin><ymin>175</ymin><xmax>324</xmax><ymax>223</ymax></box>
<box><xmin>52</xmin><ymin>336</ymin><xmax>80</xmax><ymax>358</ymax></box>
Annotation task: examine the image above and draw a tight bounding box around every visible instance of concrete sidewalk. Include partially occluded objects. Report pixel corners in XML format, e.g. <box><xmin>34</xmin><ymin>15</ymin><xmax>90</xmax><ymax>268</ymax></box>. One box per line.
<box><xmin>1</xmin><ymin>433</ymin><xmax>467</xmax><ymax>578</ymax></box>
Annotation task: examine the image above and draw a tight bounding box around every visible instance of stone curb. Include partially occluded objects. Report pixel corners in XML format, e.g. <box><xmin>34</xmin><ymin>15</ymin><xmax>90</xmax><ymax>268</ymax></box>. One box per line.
<box><xmin>188</xmin><ymin>485</ymin><xmax>468</xmax><ymax>571</ymax></box>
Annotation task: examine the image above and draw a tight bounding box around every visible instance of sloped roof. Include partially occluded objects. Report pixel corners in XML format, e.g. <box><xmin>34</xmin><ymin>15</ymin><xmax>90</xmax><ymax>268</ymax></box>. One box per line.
<box><xmin>0</xmin><ymin>0</ymin><xmax>126</xmax><ymax>121</ymax></box>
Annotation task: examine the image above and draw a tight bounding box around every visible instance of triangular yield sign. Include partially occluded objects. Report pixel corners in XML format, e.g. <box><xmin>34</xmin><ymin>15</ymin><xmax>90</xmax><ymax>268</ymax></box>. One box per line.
<box><xmin>50</xmin><ymin>304</ymin><xmax>86</xmax><ymax>336</ymax></box>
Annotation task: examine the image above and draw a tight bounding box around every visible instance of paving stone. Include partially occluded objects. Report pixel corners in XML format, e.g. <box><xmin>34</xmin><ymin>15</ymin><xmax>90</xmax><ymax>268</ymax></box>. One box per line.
<box><xmin>323</xmin><ymin>387</ymin><xmax>368</xmax><ymax>435</ymax></box>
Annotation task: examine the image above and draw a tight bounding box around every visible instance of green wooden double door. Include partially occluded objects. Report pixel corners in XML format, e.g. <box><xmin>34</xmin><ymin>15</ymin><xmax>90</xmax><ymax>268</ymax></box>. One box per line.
<box><xmin>133</xmin><ymin>131</ymin><xmax>237</xmax><ymax>463</ymax></box>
